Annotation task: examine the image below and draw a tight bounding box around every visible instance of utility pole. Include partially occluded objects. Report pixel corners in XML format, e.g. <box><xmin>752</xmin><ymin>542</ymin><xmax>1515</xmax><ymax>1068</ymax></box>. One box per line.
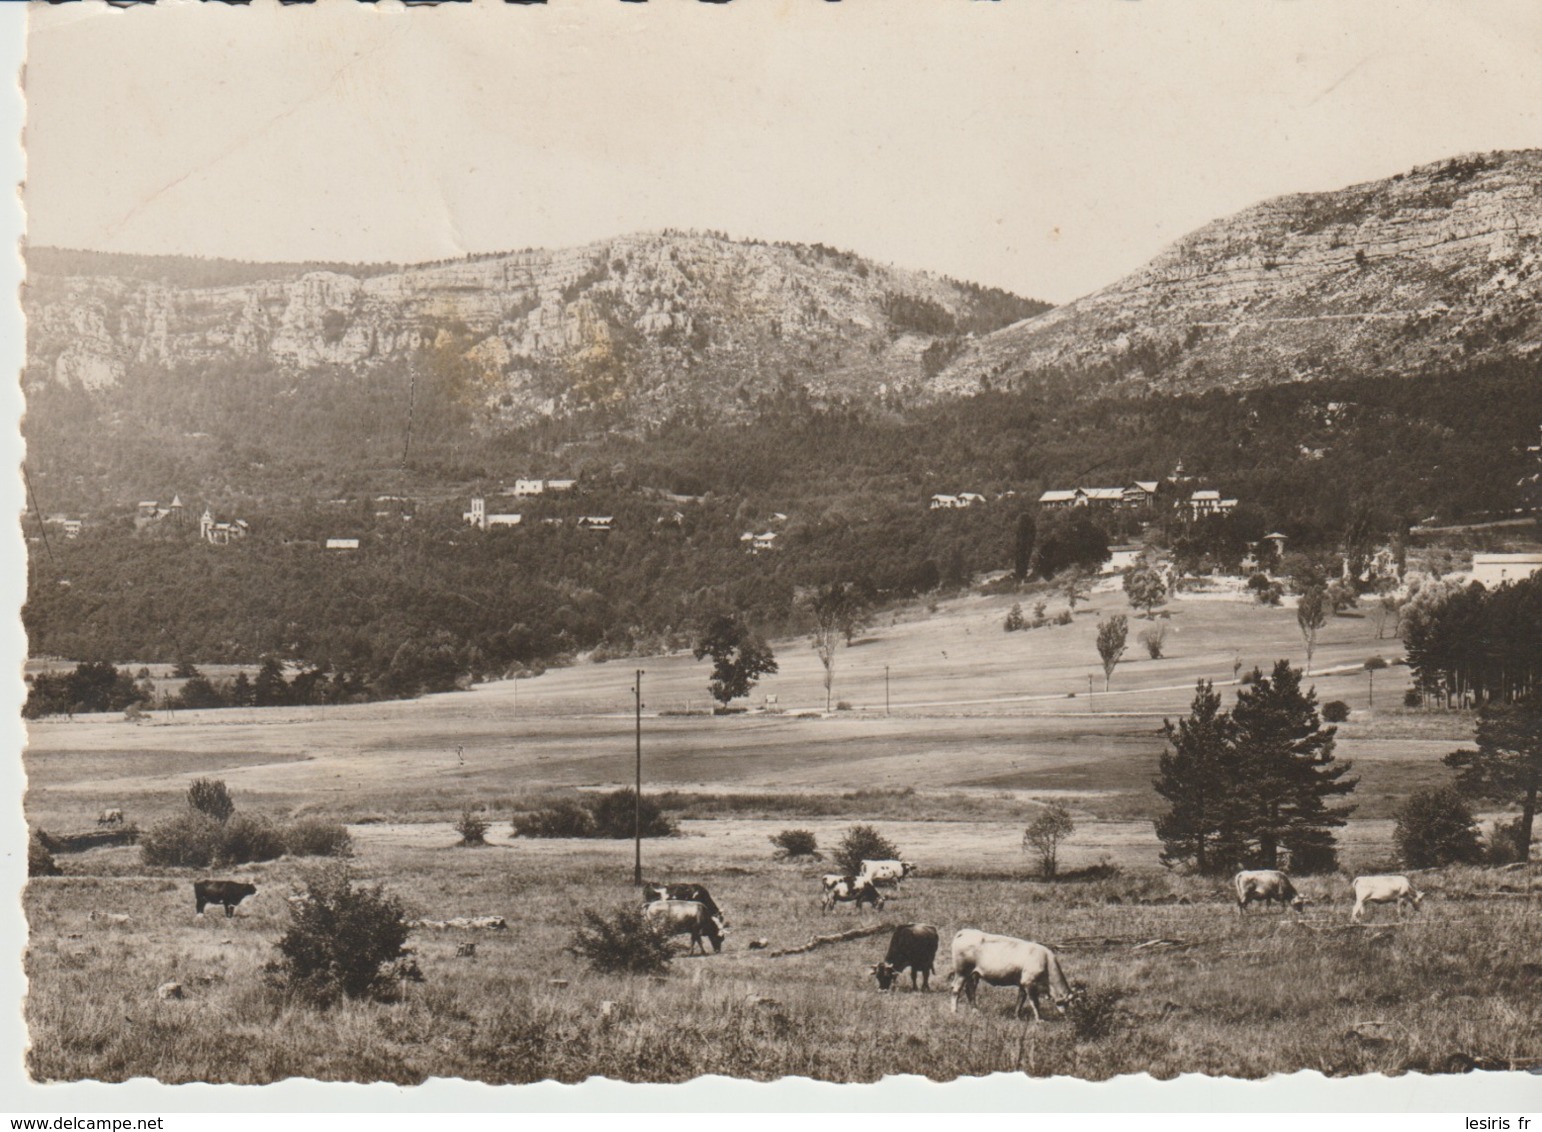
<box><xmin>633</xmin><ymin>669</ymin><xmax>645</xmax><ymax>886</ymax></box>
<box><xmin>885</xmin><ymin>665</ymin><xmax>891</xmax><ymax>717</ymax></box>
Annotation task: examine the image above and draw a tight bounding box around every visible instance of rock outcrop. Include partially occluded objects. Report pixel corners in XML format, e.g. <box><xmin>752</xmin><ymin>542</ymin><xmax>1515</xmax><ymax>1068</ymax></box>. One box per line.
<box><xmin>23</xmin><ymin>233</ymin><xmax>1047</xmax><ymax>425</ymax></box>
<box><xmin>938</xmin><ymin>150</ymin><xmax>1542</xmax><ymax>395</ymax></box>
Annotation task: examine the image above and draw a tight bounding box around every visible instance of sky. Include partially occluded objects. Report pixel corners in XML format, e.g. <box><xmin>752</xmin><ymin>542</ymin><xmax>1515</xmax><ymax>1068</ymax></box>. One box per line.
<box><xmin>21</xmin><ymin>0</ymin><xmax>1542</xmax><ymax>303</ymax></box>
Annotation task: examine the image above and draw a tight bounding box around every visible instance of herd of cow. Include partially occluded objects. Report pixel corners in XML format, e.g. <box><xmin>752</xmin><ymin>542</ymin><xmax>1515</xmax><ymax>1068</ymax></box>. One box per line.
<box><xmin>634</xmin><ymin>865</ymin><xmax>1432</xmax><ymax>1020</ymax></box>
<box><xmin>173</xmin><ymin>857</ymin><xmax>1429</xmax><ymax>1022</ymax></box>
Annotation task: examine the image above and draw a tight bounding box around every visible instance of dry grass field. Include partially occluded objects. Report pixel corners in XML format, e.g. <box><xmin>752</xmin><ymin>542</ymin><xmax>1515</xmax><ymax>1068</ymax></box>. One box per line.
<box><xmin>22</xmin><ymin>586</ymin><xmax>1540</xmax><ymax>1083</ymax></box>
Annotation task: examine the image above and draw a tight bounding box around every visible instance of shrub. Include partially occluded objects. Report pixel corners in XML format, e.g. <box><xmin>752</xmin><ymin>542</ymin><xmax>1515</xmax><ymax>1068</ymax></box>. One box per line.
<box><xmin>1248</xmin><ymin>574</ymin><xmax>1284</xmax><ymax>606</ymax></box>
<box><xmin>1394</xmin><ymin>787</ymin><xmax>1484</xmax><ymax>868</ymax></box>
<box><xmin>1054</xmin><ymin>610</ymin><xmax>1073</xmax><ymax>626</ymax></box>
<box><xmin>511</xmin><ymin>792</ymin><xmax>675</xmax><ymax>839</ymax></box>
<box><xmin>29</xmin><ymin>835</ymin><xmax>61</xmax><ymax>877</ymax></box>
<box><xmin>187</xmin><ymin>778</ymin><xmax>235</xmax><ymax>824</ymax></box>
<box><xmin>835</xmin><ymin>700</ymin><xmax>852</xmax><ymax>712</ymax></box>
<box><xmin>589</xmin><ymin>789</ymin><xmax>677</xmax><ymax>839</ymax></box>
<box><xmin>1023</xmin><ymin>802</ymin><xmax>1075</xmax><ymax>878</ymax></box>
<box><xmin>571</xmin><ymin>906</ymin><xmax>674</xmax><ymax>975</ymax></box>
<box><xmin>1403</xmin><ymin>688</ymin><xmax>1423</xmax><ymax>708</ymax></box>
<box><xmin>1068</xmin><ymin>983</ymin><xmax>1125</xmax><ymax>1041</ymax></box>
<box><xmin>142</xmin><ymin>810</ymin><xmax>285</xmax><ymax>867</ymax></box>
<box><xmin>284</xmin><ymin>818</ymin><xmax>353</xmax><ymax>858</ymax></box>
<box><xmin>512</xmin><ymin>799</ymin><xmax>597</xmax><ymax>839</ymax></box>
<box><xmin>1004</xmin><ymin>603</ymin><xmax>1025</xmax><ymax>632</ymax></box>
<box><xmin>218</xmin><ymin>813</ymin><xmax>287</xmax><ymax>865</ymax></box>
<box><xmin>269</xmin><ymin>863</ymin><xmax>412</xmax><ymax>1006</ymax></box>
<box><xmin>455</xmin><ymin>807</ymin><xmax>489</xmax><ymax>847</ymax></box>
<box><xmin>1485</xmin><ymin>814</ymin><xmax>1531</xmax><ymax>866</ymax></box>
<box><xmin>833</xmin><ymin>824</ymin><xmax>900</xmax><ymax>874</ymax></box>
<box><xmin>770</xmin><ymin>829</ymin><xmax>819</xmax><ymax>860</ymax></box>
<box><xmin>141</xmin><ymin>811</ymin><xmax>225</xmax><ymax>868</ymax></box>
<box><xmin>1321</xmin><ymin>700</ymin><xmax>1351</xmax><ymax>723</ymax></box>
<box><xmin>1138</xmin><ymin>625</ymin><xmax>1167</xmax><ymax>660</ymax></box>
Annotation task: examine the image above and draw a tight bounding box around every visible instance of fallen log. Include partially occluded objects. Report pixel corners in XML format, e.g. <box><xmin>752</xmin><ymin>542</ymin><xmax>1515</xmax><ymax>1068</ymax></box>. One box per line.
<box><xmin>763</xmin><ymin>922</ymin><xmax>893</xmax><ymax>957</ymax></box>
<box><xmin>36</xmin><ymin>827</ymin><xmax>140</xmax><ymax>853</ymax></box>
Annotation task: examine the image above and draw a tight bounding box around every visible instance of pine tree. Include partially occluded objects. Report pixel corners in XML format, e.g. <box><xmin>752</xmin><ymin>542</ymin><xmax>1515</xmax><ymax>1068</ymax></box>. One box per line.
<box><xmin>1154</xmin><ymin>681</ymin><xmax>1244</xmax><ymax>874</ymax></box>
<box><xmin>1230</xmin><ymin>660</ymin><xmax>1357</xmax><ymax>871</ymax></box>
<box><xmin>1444</xmin><ymin>695</ymin><xmax>1542</xmax><ymax>863</ymax></box>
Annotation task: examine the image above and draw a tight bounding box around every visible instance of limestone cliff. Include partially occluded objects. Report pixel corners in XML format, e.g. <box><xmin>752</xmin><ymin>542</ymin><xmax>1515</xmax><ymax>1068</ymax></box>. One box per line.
<box><xmin>939</xmin><ymin>150</ymin><xmax>1542</xmax><ymax>395</ymax></box>
<box><xmin>23</xmin><ymin>233</ymin><xmax>1046</xmax><ymax>425</ymax></box>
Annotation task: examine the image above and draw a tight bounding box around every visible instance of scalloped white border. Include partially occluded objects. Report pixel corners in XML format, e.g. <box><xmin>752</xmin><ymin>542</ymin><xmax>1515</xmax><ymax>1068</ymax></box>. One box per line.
<box><xmin>2</xmin><ymin>2</ymin><xmax>1538</xmax><ymax>1115</ymax></box>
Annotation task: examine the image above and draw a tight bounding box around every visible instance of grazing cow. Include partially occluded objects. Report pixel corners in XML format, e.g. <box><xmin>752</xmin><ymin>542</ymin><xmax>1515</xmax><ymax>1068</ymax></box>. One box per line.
<box><xmin>96</xmin><ymin>809</ymin><xmax>124</xmax><ymax>826</ymax></box>
<box><xmin>1351</xmin><ymin>875</ymin><xmax>1423</xmax><ymax>922</ymax></box>
<box><xmin>821</xmin><ymin>874</ymin><xmax>885</xmax><ymax>913</ymax></box>
<box><xmin>871</xmin><ymin>923</ymin><xmax>939</xmax><ymax>991</ymax></box>
<box><xmin>644</xmin><ymin>899</ymin><xmax>725</xmax><ymax>955</ymax></box>
<box><xmin>949</xmin><ymin>929</ymin><xmax>1076</xmax><ymax>1021</ymax></box>
<box><xmin>860</xmin><ymin>859</ymin><xmax>916</xmax><ymax>889</ymax></box>
<box><xmin>194</xmin><ymin>880</ymin><xmax>257</xmax><ymax>918</ymax></box>
<box><xmin>643</xmin><ymin>882</ymin><xmax>728</xmax><ymax>927</ymax></box>
<box><xmin>1233</xmin><ymin>869</ymin><xmax>1308</xmax><ymax>914</ymax></box>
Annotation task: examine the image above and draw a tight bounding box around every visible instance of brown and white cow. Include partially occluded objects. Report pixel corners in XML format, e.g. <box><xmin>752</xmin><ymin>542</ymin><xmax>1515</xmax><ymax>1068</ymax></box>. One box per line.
<box><xmin>643</xmin><ymin>882</ymin><xmax>728</xmax><ymax>927</ymax></box>
<box><xmin>1233</xmin><ymin>869</ymin><xmax>1308</xmax><ymax>914</ymax></box>
<box><xmin>644</xmin><ymin>899</ymin><xmax>725</xmax><ymax>954</ymax></box>
<box><xmin>821</xmin><ymin>875</ymin><xmax>885</xmax><ymax>913</ymax></box>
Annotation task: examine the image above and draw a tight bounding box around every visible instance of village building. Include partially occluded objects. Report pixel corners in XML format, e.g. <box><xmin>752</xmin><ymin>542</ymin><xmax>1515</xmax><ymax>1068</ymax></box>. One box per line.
<box><xmin>462</xmin><ymin>497</ymin><xmax>522</xmax><ymax>531</ymax></box>
<box><xmin>1184</xmin><ymin>490</ymin><xmax>1238</xmax><ymax>519</ymax></box>
<box><xmin>740</xmin><ymin>530</ymin><xmax>778</xmax><ymax>552</ymax></box>
<box><xmin>199</xmin><ymin>508</ymin><xmax>249</xmax><ymax>546</ymax></box>
<box><xmin>1470</xmin><ymin>552</ymin><xmax>1542</xmax><ymax>588</ymax></box>
<box><xmin>576</xmin><ymin>515</ymin><xmax>613</xmax><ymax>532</ymax></box>
<box><xmin>135</xmin><ymin>495</ymin><xmax>187</xmax><ymax>530</ymax></box>
<box><xmin>930</xmin><ymin>493</ymin><xmax>985</xmax><ymax>510</ymax></box>
<box><xmin>325</xmin><ymin>538</ymin><xmax>360</xmax><ymax>552</ymax></box>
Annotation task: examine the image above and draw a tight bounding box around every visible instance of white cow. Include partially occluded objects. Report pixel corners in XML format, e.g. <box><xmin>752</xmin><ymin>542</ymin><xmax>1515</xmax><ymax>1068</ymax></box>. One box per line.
<box><xmin>860</xmin><ymin>859</ymin><xmax>916</xmax><ymax>889</ymax></box>
<box><xmin>949</xmin><ymin>928</ymin><xmax>1076</xmax><ymax>1021</ymax></box>
<box><xmin>1233</xmin><ymin>869</ymin><xmax>1308</xmax><ymax>914</ymax></box>
<box><xmin>1351</xmin><ymin>875</ymin><xmax>1423</xmax><ymax>922</ymax></box>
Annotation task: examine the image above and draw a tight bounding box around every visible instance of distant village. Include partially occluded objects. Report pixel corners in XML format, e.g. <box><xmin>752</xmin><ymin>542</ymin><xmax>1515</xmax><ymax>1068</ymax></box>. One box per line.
<box><xmin>29</xmin><ymin>460</ymin><xmax>1542</xmax><ymax>590</ymax></box>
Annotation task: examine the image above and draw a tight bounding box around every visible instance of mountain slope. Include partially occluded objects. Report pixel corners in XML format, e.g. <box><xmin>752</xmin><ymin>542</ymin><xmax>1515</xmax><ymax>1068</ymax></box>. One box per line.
<box><xmin>23</xmin><ymin>232</ymin><xmax>1047</xmax><ymax>425</ymax></box>
<box><xmin>939</xmin><ymin>150</ymin><xmax>1542</xmax><ymax>395</ymax></box>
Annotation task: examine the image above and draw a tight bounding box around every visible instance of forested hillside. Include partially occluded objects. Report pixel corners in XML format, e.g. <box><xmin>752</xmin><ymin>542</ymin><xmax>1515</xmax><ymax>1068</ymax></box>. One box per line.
<box><xmin>24</xmin><ymin>364</ymin><xmax>1542</xmax><ymax>697</ymax></box>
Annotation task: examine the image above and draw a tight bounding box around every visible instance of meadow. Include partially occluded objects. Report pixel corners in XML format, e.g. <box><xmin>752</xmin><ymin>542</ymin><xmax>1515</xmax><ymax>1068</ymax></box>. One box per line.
<box><xmin>22</xmin><ymin>585</ymin><xmax>1540</xmax><ymax>1083</ymax></box>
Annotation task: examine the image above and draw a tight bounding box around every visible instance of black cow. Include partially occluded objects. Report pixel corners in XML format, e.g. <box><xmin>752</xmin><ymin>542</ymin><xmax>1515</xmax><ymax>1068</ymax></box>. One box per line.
<box><xmin>644</xmin><ymin>882</ymin><xmax>728</xmax><ymax>927</ymax></box>
<box><xmin>194</xmin><ymin>880</ymin><xmax>257</xmax><ymax>918</ymax></box>
<box><xmin>871</xmin><ymin>923</ymin><xmax>939</xmax><ymax>991</ymax></box>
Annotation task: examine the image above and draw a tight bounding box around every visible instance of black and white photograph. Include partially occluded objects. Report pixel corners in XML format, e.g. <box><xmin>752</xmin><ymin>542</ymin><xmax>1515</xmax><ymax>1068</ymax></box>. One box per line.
<box><xmin>9</xmin><ymin>0</ymin><xmax>1542</xmax><ymax>1104</ymax></box>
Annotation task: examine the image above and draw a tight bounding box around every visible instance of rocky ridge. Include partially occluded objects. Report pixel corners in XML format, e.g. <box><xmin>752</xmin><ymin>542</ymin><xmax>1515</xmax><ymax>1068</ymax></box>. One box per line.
<box><xmin>24</xmin><ymin>232</ymin><xmax>1045</xmax><ymax>424</ymax></box>
<box><xmin>938</xmin><ymin>150</ymin><xmax>1542</xmax><ymax>395</ymax></box>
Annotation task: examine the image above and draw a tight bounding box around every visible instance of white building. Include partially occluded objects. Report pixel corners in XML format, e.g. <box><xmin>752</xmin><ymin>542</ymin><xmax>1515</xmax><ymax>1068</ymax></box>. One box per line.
<box><xmin>325</xmin><ymin>538</ymin><xmax>360</xmax><ymax>552</ymax></box>
<box><xmin>1470</xmin><ymin>553</ymin><xmax>1542</xmax><ymax>588</ymax></box>
<box><xmin>463</xmin><ymin>498</ymin><xmax>522</xmax><ymax>530</ymax></box>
